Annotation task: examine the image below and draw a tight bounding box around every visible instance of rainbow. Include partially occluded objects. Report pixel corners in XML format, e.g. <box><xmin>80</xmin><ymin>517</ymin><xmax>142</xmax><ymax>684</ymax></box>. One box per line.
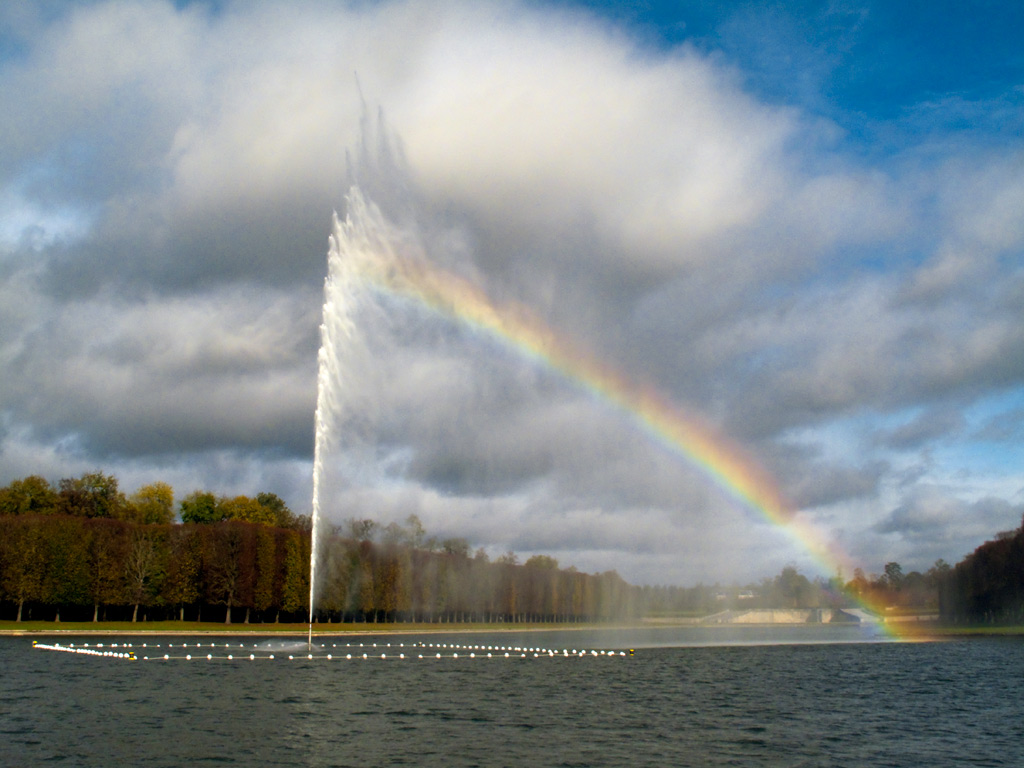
<box><xmin>356</xmin><ymin>245</ymin><xmax>904</xmax><ymax>636</ymax></box>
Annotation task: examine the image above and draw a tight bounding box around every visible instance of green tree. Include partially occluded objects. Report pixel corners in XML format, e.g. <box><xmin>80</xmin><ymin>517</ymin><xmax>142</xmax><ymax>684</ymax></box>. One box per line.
<box><xmin>256</xmin><ymin>492</ymin><xmax>295</xmax><ymax>528</ymax></box>
<box><xmin>774</xmin><ymin>566</ymin><xmax>814</xmax><ymax>608</ymax></box>
<box><xmin>884</xmin><ymin>562</ymin><xmax>904</xmax><ymax>591</ymax></box>
<box><xmin>0</xmin><ymin>476</ymin><xmax>59</xmax><ymax>516</ymax></box>
<box><xmin>927</xmin><ymin>559</ymin><xmax>951</xmax><ymax>587</ymax></box>
<box><xmin>180</xmin><ymin>490</ymin><xmax>221</xmax><ymax>524</ymax></box>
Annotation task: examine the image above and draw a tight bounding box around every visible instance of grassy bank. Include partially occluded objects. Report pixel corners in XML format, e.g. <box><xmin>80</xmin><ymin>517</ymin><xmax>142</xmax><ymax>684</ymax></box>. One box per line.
<box><xmin>907</xmin><ymin>624</ymin><xmax>1024</xmax><ymax>637</ymax></box>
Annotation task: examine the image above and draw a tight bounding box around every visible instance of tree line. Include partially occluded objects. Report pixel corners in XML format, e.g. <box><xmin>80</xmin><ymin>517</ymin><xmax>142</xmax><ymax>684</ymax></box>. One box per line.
<box><xmin>4</xmin><ymin>471</ymin><xmax>974</xmax><ymax>625</ymax></box>
<box><xmin>939</xmin><ymin>514</ymin><xmax>1024</xmax><ymax>624</ymax></box>
<box><xmin>0</xmin><ymin>473</ymin><xmax>636</xmax><ymax>623</ymax></box>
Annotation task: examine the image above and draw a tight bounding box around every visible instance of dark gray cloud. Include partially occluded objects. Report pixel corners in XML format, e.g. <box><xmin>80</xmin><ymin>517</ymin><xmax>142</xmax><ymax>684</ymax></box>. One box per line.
<box><xmin>872</xmin><ymin>494</ymin><xmax>1024</xmax><ymax>568</ymax></box>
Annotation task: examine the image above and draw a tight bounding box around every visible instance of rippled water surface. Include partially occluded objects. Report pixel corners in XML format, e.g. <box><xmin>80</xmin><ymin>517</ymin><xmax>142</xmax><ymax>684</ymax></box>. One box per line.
<box><xmin>2</xmin><ymin>629</ymin><xmax>1022</xmax><ymax>767</ymax></box>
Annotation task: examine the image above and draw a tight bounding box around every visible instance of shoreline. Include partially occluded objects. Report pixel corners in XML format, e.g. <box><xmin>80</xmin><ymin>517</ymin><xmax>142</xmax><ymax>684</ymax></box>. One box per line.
<box><xmin>3</xmin><ymin>617</ymin><xmax>1018</xmax><ymax>638</ymax></box>
<box><xmin>0</xmin><ymin>622</ymin><xmax>640</xmax><ymax>637</ymax></box>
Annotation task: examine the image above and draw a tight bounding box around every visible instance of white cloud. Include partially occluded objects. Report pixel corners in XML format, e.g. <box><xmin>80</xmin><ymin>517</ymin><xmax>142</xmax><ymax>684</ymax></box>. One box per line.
<box><xmin>0</xmin><ymin>0</ymin><xmax>1021</xmax><ymax>585</ymax></box>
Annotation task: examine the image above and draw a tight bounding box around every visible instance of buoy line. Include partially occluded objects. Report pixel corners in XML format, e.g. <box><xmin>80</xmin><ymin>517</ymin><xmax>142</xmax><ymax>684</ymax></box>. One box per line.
<box><xmin>31</xmin><ymin>639</ymin><xmax>634</xmax><ymax>662</ymax></box>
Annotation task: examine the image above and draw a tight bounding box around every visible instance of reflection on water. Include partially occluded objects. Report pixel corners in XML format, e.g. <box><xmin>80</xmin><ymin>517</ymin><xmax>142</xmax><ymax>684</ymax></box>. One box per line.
<box><xmin>480</xmin><ymin>621</ymin><xmax>893</xmax><ymax>649</ymax></box>
<box><xmin>254</xmin><ymin>639</ymin><xmax>326</xmax><ymax>653</ymax></box>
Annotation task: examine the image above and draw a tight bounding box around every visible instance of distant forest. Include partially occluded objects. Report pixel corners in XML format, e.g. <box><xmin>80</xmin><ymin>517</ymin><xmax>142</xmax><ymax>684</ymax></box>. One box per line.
<box><xmin>939</xmin><ymin>514</ymin><xmax>1024</xmax><ymax>624</ymax></box>
<box><xmin>2</xmin><ymin>471</ymin><xmax>1003</xmax><ymax>624</ymax></box>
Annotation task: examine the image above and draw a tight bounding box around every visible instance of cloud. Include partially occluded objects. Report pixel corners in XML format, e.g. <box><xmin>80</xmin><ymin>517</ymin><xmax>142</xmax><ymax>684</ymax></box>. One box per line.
<box><xmin>874</xmin><ymin>407</ymin><xmax>966</xmax><ymax>450</ymax></box>
<box><xmin>1</xmin><ymin>0</ymin><xmax>1022</xmax><ymax>585</ymax></box>
<box><xmin>1</xmin><ymin>285</ymin><xmax>319</xmax><ymax>458</ymax></box>
<box><xmin>974</xmin><ymin>407</ymin><xmax>1024</xmax><ymax>444</ymax></box>
<box><xmin>872</xmin><ymin>492</ymin><xmax>1024</xmax><ymax>566</ymax></box>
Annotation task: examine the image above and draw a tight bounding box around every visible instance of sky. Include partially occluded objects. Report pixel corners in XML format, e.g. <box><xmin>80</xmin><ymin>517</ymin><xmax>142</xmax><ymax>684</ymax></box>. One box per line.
<box><xmin>1</xmin><ymin>0</ymin><xmax>1022</xmax><ymax>586</ymax></box>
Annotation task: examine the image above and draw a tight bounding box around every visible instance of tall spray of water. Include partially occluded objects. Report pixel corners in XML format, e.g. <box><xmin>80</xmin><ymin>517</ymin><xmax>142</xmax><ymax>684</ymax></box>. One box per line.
<box><xmin>309</xmin><ymin>186</ymin><xmax>398</xmax><ymax>640</ymax></box>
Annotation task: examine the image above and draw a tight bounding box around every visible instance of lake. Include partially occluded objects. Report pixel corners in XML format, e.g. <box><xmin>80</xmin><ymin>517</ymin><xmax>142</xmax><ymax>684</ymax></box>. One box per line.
<box><xmin>2</xmin><ymin>626</ymin><xmax>1022</xmax><ymax>767</ymax></box>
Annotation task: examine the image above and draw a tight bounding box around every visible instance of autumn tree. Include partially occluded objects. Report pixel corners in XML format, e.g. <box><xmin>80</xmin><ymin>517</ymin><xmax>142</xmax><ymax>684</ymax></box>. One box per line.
<box><xmin>347</xmin><ymin>518</ymin><xmax>378</xmax><ymax>542</ymax></box>
<box><xmin>253</xmin><ymin>526</ymin><xmax>278</xmax><ymax>622</ymax></box>
<box><xmin>0</xmin><ymin>518</ymin><xmax>46</xmax><ymax>621</ymax></box>
<box><xmin>128</xmin><ymin>482</ymin><xmax>175</xmax><ymax>525</ymax></box>
<box><xmin>42</xmin><ymin>516</ymin><xmax>90</xmax><ymax>615</ymax></box>
<box><xmin>524</xmin><ymin>555</ymin><xmax>560</xmax><ymax>620</ymax></box>
<box><xmin>203</xmin><ymin>523</ymin><xmax>252</xmax><ymax>623</ymax></box>
<box><xmin>126</xmin><ymin>527</ymin><xmax>165</xmax><ymax>622</ymax></box>
<box><xmin>85</xmin><ymin>519</ymin><xmax>129</xmax><ymax>621</ymax></box>
<box><xmin>58</xmin><ymin>472</ymin><xmax>127</xmax><ymax>519</ymax></box>
<box><xmin>318</xmin><ymin>535</ymin><xmax>353</xmax><ymax>621</ymax></box>
<box><xmin>355</xmin><ymin>541</ymin><xmax>376</xmax><ymax>621</ymax></box>
<box><xmin>281</xmin><ymin>531</ymin><xmax>309</xmax><ymax>619</ymax></box>
<box><xmin>442</xmin><ymin>538</ymin><xmax>469</xmax><ymax>557</ymax></box>
<box><xmin>497</xmin><ymin>552</ymin><xmax>520</xmax><ymax>620</ymax></box>
<box><xmin>162</xmin><ymin>525</ymin><xmax>202</xmax><ymax>621</ymax></box>
<box><xmin>220</xmin><ymin>495</ymin><xmax>276</xmax><ymax>526</ymax></box>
